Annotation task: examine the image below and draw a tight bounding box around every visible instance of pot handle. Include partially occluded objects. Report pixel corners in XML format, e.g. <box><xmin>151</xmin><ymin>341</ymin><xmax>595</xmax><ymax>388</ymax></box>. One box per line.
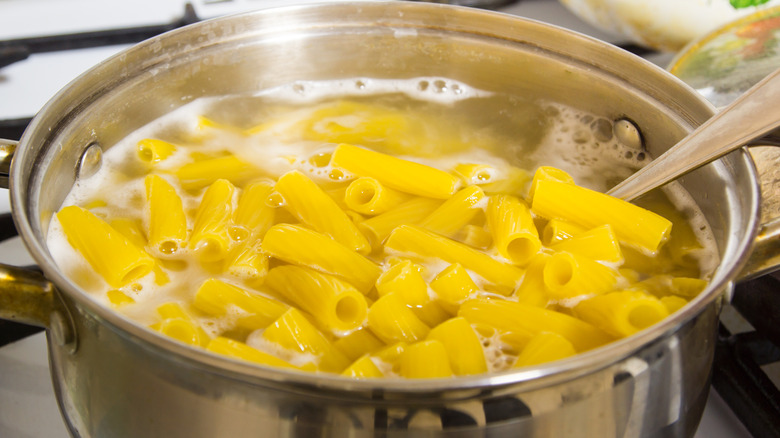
<box><xmin>0</xmin><ymin>264</ymin><xmax>55</xmax><ymax>328</ymax></box>
<box><xmin>738</xmin><ymin>145</ymin><xmax>780</xmax><ymax>280</ymax></box>
<box><xmin>0</xmin><ymin>138</ymin><xmax>62</xmax><ymax>329</ymax></box>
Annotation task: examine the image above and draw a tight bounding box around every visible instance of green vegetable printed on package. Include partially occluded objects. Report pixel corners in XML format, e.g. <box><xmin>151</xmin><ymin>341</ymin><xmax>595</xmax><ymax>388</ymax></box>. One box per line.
<box><xmin>730</xmin><ymin>0</ymin><xmax>771</xmax><ymax>8</ymax></box>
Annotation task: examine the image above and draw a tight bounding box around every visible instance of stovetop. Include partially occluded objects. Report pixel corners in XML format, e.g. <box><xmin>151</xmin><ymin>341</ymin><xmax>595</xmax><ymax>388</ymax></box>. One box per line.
<box><xmin>0</xmin><ymin>1</ymin><xmax>770</xmax><ymax>437</ymax></box>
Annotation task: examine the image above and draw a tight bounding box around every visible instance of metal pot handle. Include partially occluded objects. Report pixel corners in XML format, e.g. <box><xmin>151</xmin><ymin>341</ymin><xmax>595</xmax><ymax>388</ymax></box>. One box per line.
<box><xmin>0</xmin><ymin>138</ymin><xmax>59</xmax><ymax>330</ymax></box>
<box><xmin>739</xmin><ymin>145</ymin><xmax>780</xmax><ymax>280</ymax></box>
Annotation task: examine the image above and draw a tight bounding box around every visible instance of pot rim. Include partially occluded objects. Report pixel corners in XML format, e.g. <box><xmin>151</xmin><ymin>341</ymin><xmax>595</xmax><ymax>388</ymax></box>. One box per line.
<box><xmin>9</xmin><ymin>1</ymin><xmax>762</xmax><ymax>396</ymax></box>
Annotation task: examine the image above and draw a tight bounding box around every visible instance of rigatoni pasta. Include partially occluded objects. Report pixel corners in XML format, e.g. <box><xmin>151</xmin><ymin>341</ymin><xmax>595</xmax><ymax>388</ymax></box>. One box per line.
<box><xmin>49</xmin><ymin>94</ymin><xmax>715</xmax><ymax>379</ymax></box>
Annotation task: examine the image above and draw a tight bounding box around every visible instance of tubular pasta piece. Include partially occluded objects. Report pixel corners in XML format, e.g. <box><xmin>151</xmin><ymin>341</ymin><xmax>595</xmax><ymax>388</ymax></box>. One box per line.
<box><xmin>375</xmin><ymin>259</ymin><xmax>429</xmax><ymax>306</ymax></box>
<box><xmin>175</xmin><ymin>155</ymin><xmax>257</xmax><ymax>190</ymax></box>
<box><xmin>528</xmin><ymin>166</ymin><xmax>574</xmax><ymax>202</ymax></box>
<box><xmin>152</xmin><ymin>303</ymin><xmax>209</xmax><ymax>347</ymax></box>
<box><xmin>145</xmin><ymin>174</ymin><xmax>188</xmax><ymax>255</ymax></box>
<box><xmin>334</xmin><ymin>329</ymin><xmax>386</xmax><ymax>362</ymax></box>
<box><xmin>513</xmin><ymin>253</ymin><xmax>551</xmax><ymax>308</ymax></box>
<box><xmin>342</xmin><ymin>355</ymin><xmax>384</xmax><ymax>378</ymax></box>
<box><xmin>458</xmin><ymin>224</ymin><xmax>492</xmax><ymax>249</ymax></box>
<box><xmin>531</xmin><ymin>179</ymin><xmax>672</xmax><ymax>254</ymax></box>
<box><xmin>232</xmin><ymin>180</ymin><xmax>276</xmax><ymax>241</ymax></box>
<box><xmin>419</xmin><ymin>185</ymin><xmax>485</xmax><ymax>238</ymax></box>
<box><xmin>225</xmin><ymin>238</ymin><xmax>268</xmax><ymax>283</ymax></box>
<box><xmin>427</xmin><ymin>317</ymin><xmax>487</xmax><ymax>376</ymax></box>
<box><xmin>429</xmin><ymin>263</ymin><xmax>479</xmax><ymax>313</ymax></box>
<box><xmin>367</xmin><ymin>293</ymin><xmax>430</xmax><ymax>344</ymax></box>
<box><xmin>512</xmin><ymin>332</ymin><xmax>576</xmax><ymax>368</ymax></box>
<box><xmin>541</xmin><ymin>218</ymin><xmax>586</xmax><ymax>246</ymax></box>
<box><xmin>542</xmin><ymin>251</ymin><xmax>619</xmax><ymax>300</ymax></box>
<box><xmin>358</xmin><ymin>197</ymin><xmax>442</xmax><ymax>249</ymax></box>
<box><xmin>262</xmin><ymin>308</ymin><xmax>350</xmax><ymax>373</ymax></box>
<box><xmin>331</xmin><ymin>143</ymin><xmax>461</xmax><ymax>199</ymax></box>
<box><xmin>266</xmin><ymin>265</ymin><xmax>368</xmax><ymax>334</ymax></box>
<box><xmin>137</xmin><ymin>138</ymin><xmax>176</xmax><ymax>164</ymax></box>
<box><xmin>275</xmin><ymin>170</ymin><xmax>370</xmax><ymax>254</ymax></box>
<box><xmin>384</xmin><ymin>225</ymin><xmax>523</xmax><ymax>295</ymax></box>
<box><xmin>458</xmin><ymin>298</ymin><xmax>614</xmax><ymax>351</ymax></box>
<box><xmin>399</xmin><ymin>340</ymin><xmax>453</xmax><ymax>379</ymax></box>
<box><xmin>190</xmin><ymin>179</ymin><xmax>235</xmax><ymax>262</ymax></box>
<box><xmin>193</xmin><ymin>278</ymin><xmax>288</xmax><ymax>331</ymax></box>
<box><xmin>486</xmin><ymin>194</ymin><xmax>541</xmax><ymax>266</ymax></box>
<box><xmin>574</xmin><ymin>290</ymin><xmax>670</xmax><ymax>338</ymax></box>
<box><xmin>56</xmin><ymin>205</ymin><xmax>155</xmax><ymax>288</ymax></box>
<box><xmin>344</xmin><ymin>177</ymin><xmax>409</xmax><ymax>216</ymax></box>
<box><xmin>261</xmin><ymin>224</ymin><xmax>381</xmax><ymax>294</ymax></box>
<box><xmin>207</xmin><ymin>337</ymin><xmax>298</xmax><ymax>369</ymax></box>
<box><xmin>550</xmin><ymin>224</ymin><xmax>623</xmax><ymax>264</ymax></box>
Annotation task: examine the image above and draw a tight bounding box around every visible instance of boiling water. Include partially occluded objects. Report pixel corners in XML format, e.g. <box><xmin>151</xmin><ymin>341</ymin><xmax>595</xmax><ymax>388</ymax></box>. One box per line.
<box><xmin>46</xmin><ymin>77</ymin><xmax>719</xmax><ymax>374</ymax></box>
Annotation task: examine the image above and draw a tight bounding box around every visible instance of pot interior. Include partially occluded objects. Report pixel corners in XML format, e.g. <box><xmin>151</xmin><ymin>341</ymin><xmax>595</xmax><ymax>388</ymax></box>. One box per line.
<box><xmin>12</xmin><ymin>2</ymin><xmax>760</xmax><ymax>388</ymax></box>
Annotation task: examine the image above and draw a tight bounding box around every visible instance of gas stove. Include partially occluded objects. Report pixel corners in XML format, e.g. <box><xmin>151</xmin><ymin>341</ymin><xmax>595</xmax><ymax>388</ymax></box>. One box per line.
<box><xmin>0</xmin><ymin>1</ymin><xmax>771</xmax><ymax>437</ymax></box>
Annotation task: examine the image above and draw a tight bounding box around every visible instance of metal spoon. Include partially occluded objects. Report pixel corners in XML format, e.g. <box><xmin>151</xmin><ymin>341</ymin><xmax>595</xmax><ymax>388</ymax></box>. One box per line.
<box><xmin>607</xmin><ymin>67</ymin><xmax>780</xmax><ymax>201</ymax></box>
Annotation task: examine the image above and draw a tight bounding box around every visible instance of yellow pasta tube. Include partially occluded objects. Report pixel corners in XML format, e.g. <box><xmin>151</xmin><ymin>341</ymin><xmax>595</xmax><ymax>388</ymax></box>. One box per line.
<box><xmin>550</xmin><ymin>224</ymin><xmax>623</xmax><ymax>264</ymax></box>
<box><xmin>411</xmin><ymin>301</ymin><xmax>451</xmax><ymax>328</ymax></box>
<box><xmin>384</xmin><ymin>225</ymin><xmax>524</xmax><ymax>295</ymax></box>
<box><xmin>486</xmin><ymin>194</ymin><xmax>541</xmax><ymax>266</ymax></box>
<box><xmin>512</xmin><ymin>332</ymin><xmax>576</xmax><ymax>368</ymax></box>
<box><xmin>262</xmin><ymin>308</ymin><xmax>350</xmax><ymax>373</ymax></box>
<box><xmin>480</xmin><ymin>166</ymin><xmax>532</xmax><ymax>196</ymax></box>
<box><xmin>661</xmin><ymin>295</ymin><xmax>688</xmax><ymax>314</ymax></box>
<box><xmin>225</xmin><ymin>238</ymin><xmax>268</xmax><ymax>283</ymax></box>
<box><xmin>513</xmin><ymin>253</ymin><xmax>551</xmax><ymax>308</ymax></box>
<box><xmin>429</xmin><ymin>263</ymin><xmax>479</xmax><ymax>313</ymax></box>
<box><xmin>145</xmin><ymin>174</ymin><xmax>188</xmax><ymax>255</ymax></box>
<box><xmin>358</xmin><ymin>197</ymin><xmax>442</xmax><ymax>248</ymax></box>
<box><xmin>373</xmin><ymin>342</ymin><xmax>407</xmax><ymax>369</ymax></box>
<box><xmin>541</xmin><ymin>218</ymin><xmax>586</xmax><ymax>246</ymax></box>
<box><xmin>193</xmin><ymin>278</ymin><xmax>288</xmax><ymax>331</ymax></box>
<box><xmin>427</xmin><ymin>317</ymin><xmax>487</xmax><ymax>376</ymax></box>
<box><xmin>206</xmin><ymin>337</ymin><xmax>297</xmax><ymax>369</ymax></box>
<box><xmin>419</xmin><ymin>185</ymin><xmax>485</xmax><ymax>238</ymax></box>
<box><xmin>333</xmin><ymin>329</ymin><xmax>386</xmax><ymax>362</ymax></box>
<box><xmin>574</xmin><ymin>290</ymin><xmax>670</xmax><ymax>338</ymax></box>
<box><xmin>633</xmin><ymin>275</ymin><xmax>708</xmax><ymax>299</ymax></box>
<box><xmin>458</xmin><ymin>224</ymin><xmax>492</xmax><ymax>249</ymax></box>
<box><xmin>265</xmin><ymin>265</ymin><xmax>368</xmax><ymax>334</ymax></box>
<box><xmin>367</xmin><ymin>293</ymin><xmax>430</xmax><ymax>344</ymax></box>
<box><xmin>109</xmin><ymin>218</ymin><xmax>147</xmax><ymax>249</ymax></box>
<box><xmin>137</xmin><ymin>138</ymin><xmax>176</xmax><ymax>164</ymax></box>
<box><xmin>342</xmin><ymin>355</ymin><xmax>384</xmax><ymax>378</ymax></box>
<box><xmin>175</xmin><ymin>155</ymin><xmax>256</xmax><ymax>190</ymax></box>
<box><xmin>106</xmin><ymin>289</ymin><xmax>135</xmax><ymax>307</ymax></box>
<box><xmin>274</xmin><ymin>170</ymin><xmax>370</xmax><ymax>254</ymax></box>
<box><xmin>375</xmin><ymin>259</ymin><xmax>429</xmax><ymax>306</ymax></box>
<box><xmin>261</xmin><ymin>224</ymin><xmax>381</xmax><ymax>293</ymax></box>
<box><xmin>532</xmin><ymin>180</ymin><xmax>672</xmax><ymax>254</ymax></box>
<box><xmin>190</xmin><ymin>179</ymin><xmax>235</xmax><ymax>262</ymax></box>
<box><xmin>458</xmin><ymin>298</ymin><xmax>614</xmax><ymax>351</ymax></box>
<box><xmin>331</xmin><ymin>143</ymin><xmax>461</xmax><ymax>199</ymax></box>
<box><xmin>56</xmin><ymin>205</ymin><xmax>155</xmax><ymax>288</ymax></box>
<box><xmin>344</xmin><ymin>177</ymin><xmax>409</xmax><ymax>216</ymax></box>
<box><xmin>543</xmin><ymin>252</ymin><xmax>619</xmax><ymax>300</ymax></box>
<box><xmin>399</xmin><ymin>340</ymin><xmax>453</xmax><ymax>379</ymax></box>
<box><xmin>152</xmin><ymin>302</ymin><xmax>209</xmax><ymax>347</ymax></box>
<box><xmin>453</xmin><ymin>163</ymin><xmax>498</xmax><ymax>186</ymax></box>
<box><xmin>231</xmin><ymin>180</ymin><xmax>276</xmax><ymax>242</ymax></box>
<box><xmin>528</xmin><ymin>166</ymin><xmax>574</xmax><ymax>201</ymax></box>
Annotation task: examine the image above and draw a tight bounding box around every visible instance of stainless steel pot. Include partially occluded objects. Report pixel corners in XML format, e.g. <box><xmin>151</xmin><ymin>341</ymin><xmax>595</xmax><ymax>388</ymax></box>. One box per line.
<box><xmin>0</xmin><ymin>2</ymin><xmax>778</xmax><ymax>437</ymax></box>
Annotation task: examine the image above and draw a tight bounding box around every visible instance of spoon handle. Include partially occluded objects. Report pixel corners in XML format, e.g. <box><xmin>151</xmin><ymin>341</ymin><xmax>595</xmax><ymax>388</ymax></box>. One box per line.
<box><xmin>608</xmin><ymin>68</ymin><xmax>780</xmax><ymax>201</ymax></box>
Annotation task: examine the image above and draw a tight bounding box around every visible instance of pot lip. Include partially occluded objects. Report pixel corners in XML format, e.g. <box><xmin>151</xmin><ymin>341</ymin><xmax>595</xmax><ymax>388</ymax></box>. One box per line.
<box><xmin>9</xmin><ymin>1</ymin><xmax>763</xmax><ymax>395</ymax></box>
